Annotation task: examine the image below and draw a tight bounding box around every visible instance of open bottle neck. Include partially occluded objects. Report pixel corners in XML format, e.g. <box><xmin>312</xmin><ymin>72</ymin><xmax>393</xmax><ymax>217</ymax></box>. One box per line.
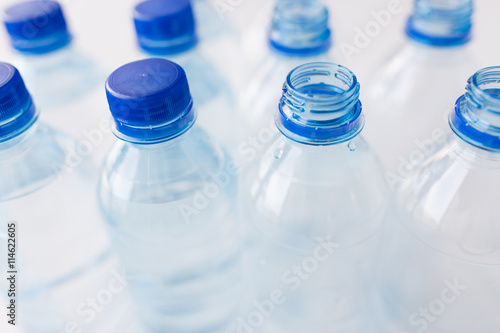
<box><xmin>276</xmin><ymin>62</ymin><xmax>364</xmax><ymax>146</ymax></box>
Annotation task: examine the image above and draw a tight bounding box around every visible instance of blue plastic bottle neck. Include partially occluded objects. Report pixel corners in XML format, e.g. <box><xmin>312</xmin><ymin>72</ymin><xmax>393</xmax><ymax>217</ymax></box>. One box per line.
<box><xmin>134</xmin><ymin>0</ymin><xmax>197</xmax><ymax>56</ymax></box>
<box><xmin>269</xmin><ymin>0</ymin><xmax>332</xmax><ymax>57</ymax></box>
<box><xmin>276</xmin><ymin>62</ymin><xmax>364</xmax><ymax>145</ymax></box>
<box><xmin>450</xmin><ymin>67</ymin><xmax>500</xmax><ymax>152</ymax></box>
<box><xmin>406</xmin><ymin>0</ymin><xmax>473</xmax><ymax>47</ymax></box>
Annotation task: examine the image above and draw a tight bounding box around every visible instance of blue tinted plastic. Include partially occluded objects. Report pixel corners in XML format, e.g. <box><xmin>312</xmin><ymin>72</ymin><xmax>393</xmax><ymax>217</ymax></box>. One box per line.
<box><xmin>134</xmin><ymin>0</ymin><xmax>197</xmax><ymax>55</ymax></box>
<box><xmin>380</xmin><ymin>67</ymin><xmax>500</xmax><ymax>333</ymax></box>
<box><xmin>105</xmin><ymin>58</ymin><xmax>195</xmax><ymax>144</ymax></box>
<box><xmin>406</xmin><ymin>0</ymin><xmax>473</xmax><ymax>46</ymax></box>
<box><xmin>3</xmin><ymin>0</ymin><xmax>72</xmax><ymax>54</ymax></box>
<box><xmin>450</xmin><ymin>66</ymin><xmax>500</xmax><ymax>150</ymax></box>
<box><xmin>269</xmin><ymin>0</ymin><xmax>332</xmax><ymax>56</ymax></box>
<box><xmin>0</xmin><ymin>63</ymin><xmax>38</xmax><ymax>142</ymax></box>
<box><xmin>0</xmin><ymin>121</ymin><xmax>126</xmax><ymax>331</ymax></box>
<box><xmin>99</xmin><ymin>125</ymin><xmax>243</xmax><ymax>332</ymax></box>
<box><xmin>277</xmin><ymin>62</ymin><xmax>364</xmax><ymax>145</ymax></box>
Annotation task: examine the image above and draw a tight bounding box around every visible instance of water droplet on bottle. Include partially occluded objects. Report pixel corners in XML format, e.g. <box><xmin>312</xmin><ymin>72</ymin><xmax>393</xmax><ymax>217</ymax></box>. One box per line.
<box><xmin>274</xmin><ymin>149</ymin><xmax>283</xmax><ymax>159</ymax></box>
<box><xmin>348</xmin><ymin>141</ymin><xmax>356</xmax><ymax>151</ymax></box>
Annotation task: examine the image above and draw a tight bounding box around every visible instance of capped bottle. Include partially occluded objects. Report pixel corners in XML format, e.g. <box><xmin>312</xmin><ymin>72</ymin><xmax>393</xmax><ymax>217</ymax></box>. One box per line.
<box><xmin>132</xmin><ymin>0</ymin><xmax>238</xmax><ymax>151</ymax></box>
<box><xmin>2</xmin><ymin>0</ymin><xmax>103</xmax><ymax>115</ymax></box>
<box><xmin>0</xmin><ymin>63</ymin><xmax>132</xmax><ymax>332</ymax></box>
<box><xmin>99</xmin><ymin>58</ymin><xmax>244</xmax><ymax>332</ymax></box>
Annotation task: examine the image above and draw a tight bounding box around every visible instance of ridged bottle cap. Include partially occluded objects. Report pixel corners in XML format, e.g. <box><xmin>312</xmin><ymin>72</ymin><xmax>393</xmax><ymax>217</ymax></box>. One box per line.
<box><xmin>0</xmin><ymin>63</ymin><xmax>37</xmax><ymax>142</ymax></box>
<box><xmin>133</xmin><ymin>0</ymin><xmax>197</xmax><ymax>55</ymax></box>
<box><xmin>105</xmin><ymin>58</ymin><xmax>195</xmax><ymax>143</ymax></box>
<box><xmin>3</xmin><ymin>0</ymin><xmax>72</xmax><ymax>54</ymax></box>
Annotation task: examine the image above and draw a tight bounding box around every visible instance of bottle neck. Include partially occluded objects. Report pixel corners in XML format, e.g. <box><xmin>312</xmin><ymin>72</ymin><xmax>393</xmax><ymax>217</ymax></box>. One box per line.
<box><xmin>17</xmin><ymin>44</ymin><xmax>73</xmax><ymax>66</ymax></box>
<box><xmin>111</xmin><ymin>104</ymin><xmax>197</xmax><ymax>145</ymax></box>
<box><xmin>269</xmin><ymin>0</ymin><xmax>332</xmax><ymax>57</ymax></box>
<box><xmin>0</xmin><ymin>122</ymin><xmax>40</xmax><ymax>159</ymax></box>
<box><xmin>452</xmin><ymin>135</ymin><xmax>500</xmax><ymax>169</ymax></box>
<box><xmin>118</xmin><ymin>121</ymin><xmax>197</xmax><ymax>150</ymax></box>
<box><xmin>0</xmin><ymin>103</ymin><xmax>39</xmax><ymax>145</ymax></box>
<box><xmin>276</xmin><ymin>62</ymin><xmax>364</xmax><ymax>145</ymax></box>
<box><xmin>450</xmin><ymin>67</ymin><xmax>500</xmax><ymax>152</ymax></box>
<box><xmin>406</xmin><ymin>0</ymin><xmax>473</xmax><ymax>47</ymax></box>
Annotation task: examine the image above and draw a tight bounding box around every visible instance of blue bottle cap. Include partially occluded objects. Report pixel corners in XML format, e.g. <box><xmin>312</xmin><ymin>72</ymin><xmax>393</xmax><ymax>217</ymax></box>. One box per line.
<box><xmin>3</xmin><ymin>0</ymin><xmax>72</xmax><ymax>54</ymax></box>
<box><xmin>406</xmin><ymin>0</ymin><xmax>473</xmax><ymax>47</ymax></box>
<box><xmin>105</xmin><ymin>58</ymin><xmax>196</xmax><ymax>144</ymax></box>
<box><xmin>277</xmin><ymin>62</ymin><xmax>363</xmax><ymax>145</ymax></box>
<box><xmin>450</xmin><ymin>66</ymin><xmax>500</xmax><ymax>151</ymax></box>
<box><xmin>133</xmin><ymin>0</ymin><xmax>197</xmax><ymax>55</ymax></box>
<box><xmin>269</xmin><ymin>0</ymin><xmax>332</xmax><ymax>57</ymax></box>
<box><xmin>0</xmin><ymin>63</ymin><xmax>38</xmax><ymax>142</ymax></box>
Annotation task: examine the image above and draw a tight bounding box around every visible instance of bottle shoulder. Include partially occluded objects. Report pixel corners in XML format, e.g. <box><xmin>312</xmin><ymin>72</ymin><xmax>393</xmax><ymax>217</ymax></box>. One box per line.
<box><xmin>0</xmin><ymin>123</ymin><xmax>81</xmax><ymax>201</ymax></box>
<box><xmin>16</xmin><ymin>46</ymin><xmax>104</xmax><ymax>108</ymax></box>
<box><xmin>245</xmin><ymin>135</ymin><xmax>388</xmax><ymax>189</ymax></box>
<box><xmin>100</xmin><ymin>126</ymin><xmax>236</xmax><ymax>203</ymax></box>
<box><xmin>397</xmin><ymin>139</ymin><xmax>500</xmax><ymax>264</ymax></box>
<box><xmin>365</xmin><ymin>41</ymin><xmax>476</xmax><ymax>102</ymax></box>
<box><xmin>242</xmin><ymin>135</ymin><xmax>392</xmax><ymax>249</ymax></box>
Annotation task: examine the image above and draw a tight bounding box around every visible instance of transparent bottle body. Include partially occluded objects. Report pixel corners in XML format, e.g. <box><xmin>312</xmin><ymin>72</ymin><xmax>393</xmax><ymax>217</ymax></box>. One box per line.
<box><xmin>0</xmin><ymin>123</ymin><xmax>132</xmax><ymax>332</ymax></box>
<box><xmin>379</xmin><ymin>134</ymin><xmax>500</xmax><ymax>332</ymax></box>
<box><xmin>98</xmin><ymin>125</ymin><xmax>244</xmax><ymax>332</ymax></box>
<box><xmin>15</xmin><ymin>46</ymin><xmax>103</xmax><ymax>109</ymax></box>
<box><xmin>241</xmin><ymin>134</ymin><xmax>392</xmax><ymax>332</ymax></box>
<box><xmin>14</xmin><ymin>46</ymin><xmax>107</xmax><ymax>143</ymax></box>
<box><xmin>190</xmin><ymin>0</ymin><xmax>235</xmax><ymax>42</ymax></box>
<box><xmin>363</xmin><ymin>41</ymin><xmax>478</xmax><ymax>182</ymax></box>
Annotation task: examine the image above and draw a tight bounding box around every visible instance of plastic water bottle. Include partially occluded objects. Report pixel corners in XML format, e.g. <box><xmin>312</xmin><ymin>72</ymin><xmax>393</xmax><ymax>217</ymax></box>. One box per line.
<box><xmin>378</xmin><ymin>66</ymin><xmax>500</xmax><ymax>333</ymax></box>
<box><xmin>99</xmin><ymin>58</ymin><xmax>244</xmax><ymax>332</ymax></box>
<box><xmin>133</xmin><ymin>0</ymin><xmax>238</xmax><ymax>151</ymax></box>
<box><xmin>0</xmin><ymin>63</ymin><xmax>135</xmax><ymax>332</ymax></box>
<box><xmin>189</xmin><ymin>0</ymin><xmax>243</xmax><ymax>98</ymax></box>
<box><xmin>363</xmin><ymin>0</ymin><xmax>477</xmax><ymax>184</ymax></box>
<box><xmin>239</xmin><ymin>0</ymin><xmax>333</xmax><ymax>143</ymax></box>
<box><xmin>240</xmin><ymin>62</ymin><xmax>392</xmax><ymax>333</ymax></box>
<box><xmin>190</xmin><ymin>0</ymin><xmax>233</xmax><ymax>42</ymax></box>
<box><xmin>2</xmin><ymin>0</ymin><xmax>104</xmax><ymax>135</ymax></box>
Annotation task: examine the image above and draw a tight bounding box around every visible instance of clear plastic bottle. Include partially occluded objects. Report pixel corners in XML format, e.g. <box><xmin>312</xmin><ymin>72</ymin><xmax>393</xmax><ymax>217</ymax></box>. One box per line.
<box><xmin>379</xmin><ymin>66</ymin><xmax>500</xmax><ymax>332</ymax></box>
<box><xmin>2</xmin><ymin>1</ymin><xmax>103</xmax><ymax>119</ymax></box>
<box><xmin>241</xmin><ymin>62</ymin><xmax>392</xmax><ymax>333</ymax></box>
<box><xmin>0</xmin><ymin>63</ymin><xmax>134</xmax><ymax>332</ymax></box>
<box><xmin>99</xmin><ymin>58</ymin><xmax>244</xmax><ymax>332</ymax></box>
<box><xmin>189</xmin><ymin>0</ymin><xmax>233</xmax><ymax>42</ymax></box>
<box><xmin>363</xmin><ymin>0</ymin><xmax>477</xmax><ymax>184</ymax></box>
<box><xmin>239</xmin><ymin>0</ymin><xmax>333</xmax><ymax>145</ymax></box>
<box><xmin>133</xmin><ymin>0</ymin><xmax>238</xmax><ymax>151</ymax></box>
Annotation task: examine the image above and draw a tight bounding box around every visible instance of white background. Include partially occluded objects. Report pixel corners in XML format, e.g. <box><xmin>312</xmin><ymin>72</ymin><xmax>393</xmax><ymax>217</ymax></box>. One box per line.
<box><xmin>0</xmin><ymin>0</ymin><xmax>499</xmax><ymax>332</ymax></box>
